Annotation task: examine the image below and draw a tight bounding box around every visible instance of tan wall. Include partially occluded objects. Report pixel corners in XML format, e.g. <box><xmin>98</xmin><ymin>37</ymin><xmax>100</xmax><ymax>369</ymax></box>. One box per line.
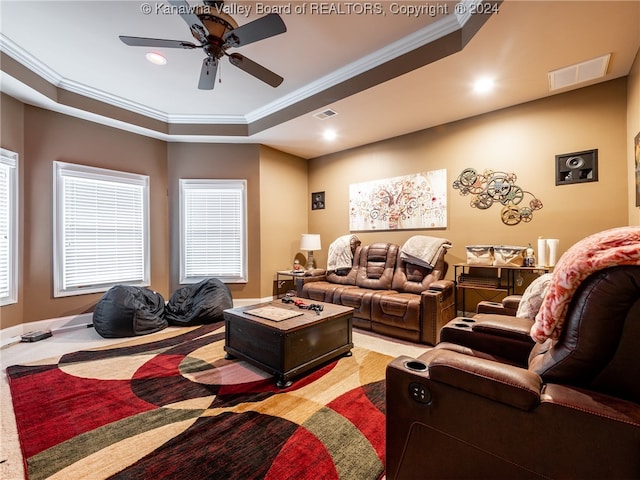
<box><xmin>258</xmin><ymin>145</ymin><xmax>309</xmax><ymax>298</ymax></box>
<box><xmin>0</xmin><ymin>106</ymin><xmax>169</xmax><ymax>329</ymax></box>
<box><xmin>1</xmin><ymin>75</ymin><xmax>634</xmax><ymax>327</ymax></box>
<box><xmin>0</xmin><ymin>94</ymin><xmax>25</xmax><ymax>328</ymax></box>
<box><xmin>628</xmin><ymin>48</ymin><xmax>640</xmax><ymax>226</ymax></box>
<box><xmin>167</xmin><ymin>142</ymin><xmax>262</xmax><ymax>299</ymax></box>
<box><xmin>308</xmin><ymin>79</ymin><xmax>629</xmax><ymax>276</ymax></box>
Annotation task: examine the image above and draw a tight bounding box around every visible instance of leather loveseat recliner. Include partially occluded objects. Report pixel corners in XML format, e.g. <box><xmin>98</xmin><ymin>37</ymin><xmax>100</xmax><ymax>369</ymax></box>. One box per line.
<box><xmin>385</xmin><ymin>265</ymin><xmax>640</xmax><ymax>479</ymax></box>
<box><xmin>296</xmin><ymin>241</ymin><xmax>454</xmax><ymax>345</ymax></box>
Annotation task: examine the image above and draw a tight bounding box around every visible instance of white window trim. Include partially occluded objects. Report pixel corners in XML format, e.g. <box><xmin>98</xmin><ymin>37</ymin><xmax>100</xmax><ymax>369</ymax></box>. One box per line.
<box><xmin>179</xmin><ymin>179</ymin><xmax>248</xmax><ymax>284</ymax></box>
<box><xmin>53</xmin><ymin>161</ymin><xmax>150</xmax><ymax>297</ymax></box>
<box><xmin>0</xmin><ymin>148</ymin><xmax>18</xmax><ymax>306</ymax></box>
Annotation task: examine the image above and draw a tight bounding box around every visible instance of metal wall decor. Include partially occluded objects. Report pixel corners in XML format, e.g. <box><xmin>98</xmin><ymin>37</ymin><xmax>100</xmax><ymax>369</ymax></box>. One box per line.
<box><xmin>453</xmin><ymin>168</ymin><xmax>543</xmax><ymax>225</ymax></box>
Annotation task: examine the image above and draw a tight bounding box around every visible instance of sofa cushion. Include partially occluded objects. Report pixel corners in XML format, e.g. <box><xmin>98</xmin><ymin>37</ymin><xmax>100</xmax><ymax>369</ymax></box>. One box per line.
<box><xmin>371</xmin><ymin>292</ymin><xmax>421</xmax><ymax>332</ymax></box>
<box><xmin>301</xmin><ymin>281</ymin><xmax>340</xmax><ymax>302</ymax></box>
<box><xmin>324</xmin><ymin>244</ymin><xmax>362</xmax><ymax>285</ymax></box>
<box><xmin>337</xmin><ymin>287</ymin><xmax>395</xmax><ymax>319</ymax></box>
<box><xmin>392</xmin><ymin>262</ymin><xmax>438</xmax><ymax>294</ymax></box>
<box><xmin>392</xmin><ymin>245</ymin><xmax>446</xmax><ymax>294</ymax></box>
<box><xmin>356</xmin><ymin>243</ymin><xmax>398</xmax><ymax>290</ymax></box>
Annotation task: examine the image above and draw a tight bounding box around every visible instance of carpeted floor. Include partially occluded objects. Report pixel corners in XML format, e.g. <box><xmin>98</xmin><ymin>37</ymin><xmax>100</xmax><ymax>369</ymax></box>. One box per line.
<box><xmin>4</xmin><ymin>322</ymin><xmax>423</xmax><ymax>480</ymax></box>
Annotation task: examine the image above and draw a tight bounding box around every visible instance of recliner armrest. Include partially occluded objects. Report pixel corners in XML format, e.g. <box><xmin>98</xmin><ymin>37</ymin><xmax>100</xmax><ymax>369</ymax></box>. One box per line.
<box><xmin>305</xmin><ymin>268</ymin><xmax>327</xmax><ymax>276</ymax></box>
<box><xmin>476</xmin><ymin>295</ymin><xmax>522</xmax><ymax>315</ymax></box>
<box><xmin>471</xmin><ymin>313</ymin><xmax>534</xmax><ymax>342</ymax></box>
<box><xmin>428</xmin><ymin>279</ymin><xmax>454</xmax><ymax>292</ymax></box>
<box><xmin>418</xmin><ymin>349</ymin><xmax>542</xmax><ymax>411</ymax></box>
<box><xmin>420</xmin><ymin>283</ymin><xmax>455</xmax><ymax>345</ymax></box>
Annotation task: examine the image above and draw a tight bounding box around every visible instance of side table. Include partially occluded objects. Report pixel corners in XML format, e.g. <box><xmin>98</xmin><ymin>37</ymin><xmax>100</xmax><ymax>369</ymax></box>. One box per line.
<box><xmin>275</xmin><ymin>270</ymin><xmax>306</xmax><ymax>298</ymax></box>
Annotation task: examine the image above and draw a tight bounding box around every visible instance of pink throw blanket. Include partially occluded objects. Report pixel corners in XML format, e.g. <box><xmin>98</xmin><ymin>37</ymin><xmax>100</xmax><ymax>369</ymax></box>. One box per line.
<box><xmin>530</xmin><ymin>226</ymin><xmax>640</xmax><ymax>343</ymax></box>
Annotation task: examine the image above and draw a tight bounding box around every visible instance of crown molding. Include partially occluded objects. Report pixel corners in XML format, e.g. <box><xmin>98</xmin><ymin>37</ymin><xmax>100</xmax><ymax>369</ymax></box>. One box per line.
<box><xmin>244</xmin><ymin>10</ymin><xmax>467</xmax><ymax>123</ymax></box>
<box><xmin>1</xmin><ymin>3</ymin><xmax>473</xmax><ymax>127</ymax></box>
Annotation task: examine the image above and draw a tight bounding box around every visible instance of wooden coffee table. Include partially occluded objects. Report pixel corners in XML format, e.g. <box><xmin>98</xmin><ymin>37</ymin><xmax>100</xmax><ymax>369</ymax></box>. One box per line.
<box><xmin>223</xmin><ymin>300</ymin><xmax>353</xmax><ymax>388</ymax></box>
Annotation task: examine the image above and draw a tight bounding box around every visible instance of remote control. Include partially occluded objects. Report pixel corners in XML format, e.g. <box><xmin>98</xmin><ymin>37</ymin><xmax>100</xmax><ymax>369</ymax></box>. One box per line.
<box><xmin>21</xmin><ymin>330</ymin><xmax>52</xmax><ymax>342</ymax></box>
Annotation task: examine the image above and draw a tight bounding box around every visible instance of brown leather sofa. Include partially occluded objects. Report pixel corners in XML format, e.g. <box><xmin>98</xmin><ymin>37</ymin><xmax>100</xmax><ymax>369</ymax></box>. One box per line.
<box><xmin>295</xmin><ymin>242</ymin><xmax>454</xmax><ymax>345</ymax></box>
<box><xmin>386</xmin><ymin>265</ymin><xmax>640</xmax><ymax>479</ymax></box>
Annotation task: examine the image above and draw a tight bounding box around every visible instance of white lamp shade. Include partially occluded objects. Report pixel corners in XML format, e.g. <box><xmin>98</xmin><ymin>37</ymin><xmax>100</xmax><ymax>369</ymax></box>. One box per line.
<box><xmin>300</xmin><ymin>234</ymin><xmax>321</xmax><ymax>251</ymax></box>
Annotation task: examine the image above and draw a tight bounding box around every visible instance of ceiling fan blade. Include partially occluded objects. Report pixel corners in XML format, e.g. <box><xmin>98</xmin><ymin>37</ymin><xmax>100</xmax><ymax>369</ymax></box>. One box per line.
<box><xmin>198</xmin><ymin>57</ymin><xmax>218</xmax><ymax>90</ymax></box>
<box><xmin>228</xmin><ymin>53</ymin><xmax>283</xmax><ymax>87</ymax></box>
<box><xmin>119</xmin><ymin>36</ymin><xmax>197</xmax><ymax>49</ymax></box>
<box><xmin>167</xmin><ymin>0</ymin><xmax>209</xmax><ymax>43</ymax></box>
<box><xmin>223</xmin><ymin>13</ymin><xmax>286</xmax><ymax>48</ymax></box>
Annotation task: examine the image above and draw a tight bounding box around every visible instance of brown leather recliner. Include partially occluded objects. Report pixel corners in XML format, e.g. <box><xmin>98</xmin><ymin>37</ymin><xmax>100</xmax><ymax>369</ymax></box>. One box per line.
<box><xmin>386</xmin><ymin>265</ymin><xmax>640</xmax><ymax>479</ymax></box>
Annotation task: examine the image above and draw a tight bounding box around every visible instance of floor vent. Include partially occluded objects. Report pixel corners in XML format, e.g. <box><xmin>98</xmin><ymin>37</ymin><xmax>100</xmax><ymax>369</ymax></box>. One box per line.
<box><xmin>548</xmin><ymin>53</ymin><xmax>610</xmax><ymax>91</ymax></box>
<box><xmin>313</xmin><ymin>109</ymin><xmax>338</xmax><ymax>120</ymax></box>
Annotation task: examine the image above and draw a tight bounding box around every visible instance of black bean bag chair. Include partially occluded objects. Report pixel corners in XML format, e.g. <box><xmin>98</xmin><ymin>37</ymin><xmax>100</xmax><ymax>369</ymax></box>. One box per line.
<box><xmin>93</xmin><ymin>285</ymin><xmax>168</xmax><ymax>338</ymax></box>
<box><xmin>165</xmin><ymin>278</ymin><xmax>233</xmax><ymax>326</ymax></box>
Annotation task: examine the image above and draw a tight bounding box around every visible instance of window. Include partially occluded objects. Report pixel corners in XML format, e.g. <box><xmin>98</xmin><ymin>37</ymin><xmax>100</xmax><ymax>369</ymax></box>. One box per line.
<box><xmin>0</xmin><ymin>148</ymin><xmax>18</xmax><ymax>306</ymax></box>
<box><xmin>53</xmin><ymin>161</ymin><xmax>150</xmax><ymax>297</ymax></box>
<box><xmin>180</xmin><ymin>179</ymin><xmax>247</xmax><ymax>284</ymax></box>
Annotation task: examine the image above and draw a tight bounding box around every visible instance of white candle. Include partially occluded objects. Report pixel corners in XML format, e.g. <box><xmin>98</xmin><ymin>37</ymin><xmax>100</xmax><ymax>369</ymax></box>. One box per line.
<box><xmin>537</xmin><ymin>237</ymin><xmax>547</xmax><ymax>267</ymax></box>
<box><xmin>547</xmin><ymin>239</ymin><xmax>559</xmax><ymax>267</ymax></box>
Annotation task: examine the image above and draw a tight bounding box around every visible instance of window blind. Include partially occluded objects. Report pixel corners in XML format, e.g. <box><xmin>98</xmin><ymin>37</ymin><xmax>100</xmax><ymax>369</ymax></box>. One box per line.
<box><xmin>0</xmin><ymin>149</ymin><xmax>18</xmax><ymax>305</ymax></box>
<box><xmin>53</xmin><ymin>162</ymin><xmax>149</xmax><ymax>297</ymax></box>
<box><xmin>180</xmin><ymin>179</ymin><xmax>247</xmax><ymax>283</ymax></box>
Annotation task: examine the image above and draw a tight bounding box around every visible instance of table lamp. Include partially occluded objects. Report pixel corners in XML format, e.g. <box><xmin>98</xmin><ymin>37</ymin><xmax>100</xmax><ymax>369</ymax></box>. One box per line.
<box><xmin>300</xmin><ymin>234</ymin><xmax>321</xmax><ymax>270</ymax></box>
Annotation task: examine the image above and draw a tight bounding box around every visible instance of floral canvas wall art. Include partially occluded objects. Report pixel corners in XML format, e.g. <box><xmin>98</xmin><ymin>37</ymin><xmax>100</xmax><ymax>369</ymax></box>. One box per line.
<box><xmin>349</xmin><ymin>169</ymin><xmax>447</xmax><ymax>231</ymax></box>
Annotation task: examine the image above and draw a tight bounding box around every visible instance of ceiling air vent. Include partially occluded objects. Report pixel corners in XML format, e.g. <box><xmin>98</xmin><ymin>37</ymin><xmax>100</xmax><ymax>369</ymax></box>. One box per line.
<box><xmin>548</xmin><ymin>53</ymin><xmax>611</xmax><ymax>91</ymax></box>
<box><xmin>313</xmin><ymin>109</ymin><xmax>338</xmax><ymax>120</ymax></box>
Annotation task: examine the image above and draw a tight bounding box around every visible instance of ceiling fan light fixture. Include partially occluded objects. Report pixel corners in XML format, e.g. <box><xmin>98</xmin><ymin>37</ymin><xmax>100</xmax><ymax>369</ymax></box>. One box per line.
<box><xmin>120</xmin><ymin>0</ymin><xmax>287</xmax><ymax>90</ymax></box>
<box><xmin>145</xmin><ymin>52</ymin><xmax>167</xmax><ymax>65</ymax></box>
<box><xmin>194</xmin><ymin>5</ymin><xmax>238</xmax><ymax>44</ymax></box>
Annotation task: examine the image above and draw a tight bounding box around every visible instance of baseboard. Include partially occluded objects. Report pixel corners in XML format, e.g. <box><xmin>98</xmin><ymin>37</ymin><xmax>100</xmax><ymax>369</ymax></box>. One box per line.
<box><xmin>0</xmin><ymin>313</ymin><xmax>94</xmax><ymax>348</ymax></box>
<box><xmin>0</xmin><ymin>297</ymin><xmax>271</xmax><ymax>348</ymax></box>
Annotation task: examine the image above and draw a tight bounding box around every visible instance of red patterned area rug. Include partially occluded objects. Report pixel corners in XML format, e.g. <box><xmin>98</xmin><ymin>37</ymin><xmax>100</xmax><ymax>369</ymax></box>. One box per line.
<box><xmin>7</xmin><ymin>322</ymin><xmax>391</xmax><ymax>480</ymax></box>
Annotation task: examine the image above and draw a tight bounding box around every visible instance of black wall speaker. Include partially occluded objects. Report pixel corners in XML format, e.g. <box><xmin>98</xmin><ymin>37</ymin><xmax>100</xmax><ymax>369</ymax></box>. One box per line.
<box><xmin>311</xmin><ymin>191</ymin><xmax>325</xmax><ymax>210</ymax></box>
<box><xmin>555</xmin><ymin>149</ymin><xmax>598</xmax><ymax>185</ymax></box>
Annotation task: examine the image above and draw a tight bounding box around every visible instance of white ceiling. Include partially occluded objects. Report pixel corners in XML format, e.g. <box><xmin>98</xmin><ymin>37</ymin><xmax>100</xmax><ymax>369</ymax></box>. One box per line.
<box><xmin>1</xmin><ymin>0</ymin><xmax>639</xmax><ymax>159</ymax></box>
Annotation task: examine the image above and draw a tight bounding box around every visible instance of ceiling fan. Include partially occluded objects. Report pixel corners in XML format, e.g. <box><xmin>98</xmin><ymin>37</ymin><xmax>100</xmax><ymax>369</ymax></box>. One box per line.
<box><xmin>119</xmin><ymin>0</ymin><xmax>286</xmax><ymax>90</ymax></box>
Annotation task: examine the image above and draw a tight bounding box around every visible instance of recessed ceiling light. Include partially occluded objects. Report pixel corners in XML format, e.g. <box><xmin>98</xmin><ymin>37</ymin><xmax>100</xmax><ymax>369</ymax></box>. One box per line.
<box><xmin>323</xmin><ymin>129</ymin><xmax>337</xmax><ymax>141</ymax></box>
<box><xmin>145</xmin><ymin>52</ymin><xmax>167</xmax><ymax>65</ymax></box>
<box><xmin>473</xmin><ymin>77</ymin><xmax>494</xmax><ymax>94</ymax></box>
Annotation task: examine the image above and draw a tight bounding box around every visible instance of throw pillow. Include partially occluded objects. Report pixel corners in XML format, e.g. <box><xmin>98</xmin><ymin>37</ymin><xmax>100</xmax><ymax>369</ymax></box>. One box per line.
<box><xmin>516</xmin><ymin>273</ymin><xmax>553</xmax><ymax>319</ymax></box>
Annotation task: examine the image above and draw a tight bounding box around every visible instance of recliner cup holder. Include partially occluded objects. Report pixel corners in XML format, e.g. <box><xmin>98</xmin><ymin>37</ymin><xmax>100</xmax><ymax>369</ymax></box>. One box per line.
<box><xmin>404</xmin><ymin>360</ymin><xmax>428</xmax><ymax>372</ymax></box>
<box><xmin>460</xmin><ymin>318</ymin><xmax>476</xmax><ymax>322</ymax></box>
<box><xmin>454</xmin><ymin>323</ymin><xmax>471</xmax><ymax>328</ymax></box>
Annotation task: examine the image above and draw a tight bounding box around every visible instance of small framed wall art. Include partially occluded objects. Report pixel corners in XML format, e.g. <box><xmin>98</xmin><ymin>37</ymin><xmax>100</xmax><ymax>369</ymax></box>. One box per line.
<box><xmin>311</xmin><ymin>191</ymin><xmax>325</xmax><ymax>210</ymax></box>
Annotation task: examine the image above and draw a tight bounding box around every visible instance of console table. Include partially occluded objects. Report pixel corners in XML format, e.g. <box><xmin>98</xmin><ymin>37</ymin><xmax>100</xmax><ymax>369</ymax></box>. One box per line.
<box><xmin>454</xmin><ymin>264</ymin><xmax>552</xmax><ymax>315</ymax></box>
